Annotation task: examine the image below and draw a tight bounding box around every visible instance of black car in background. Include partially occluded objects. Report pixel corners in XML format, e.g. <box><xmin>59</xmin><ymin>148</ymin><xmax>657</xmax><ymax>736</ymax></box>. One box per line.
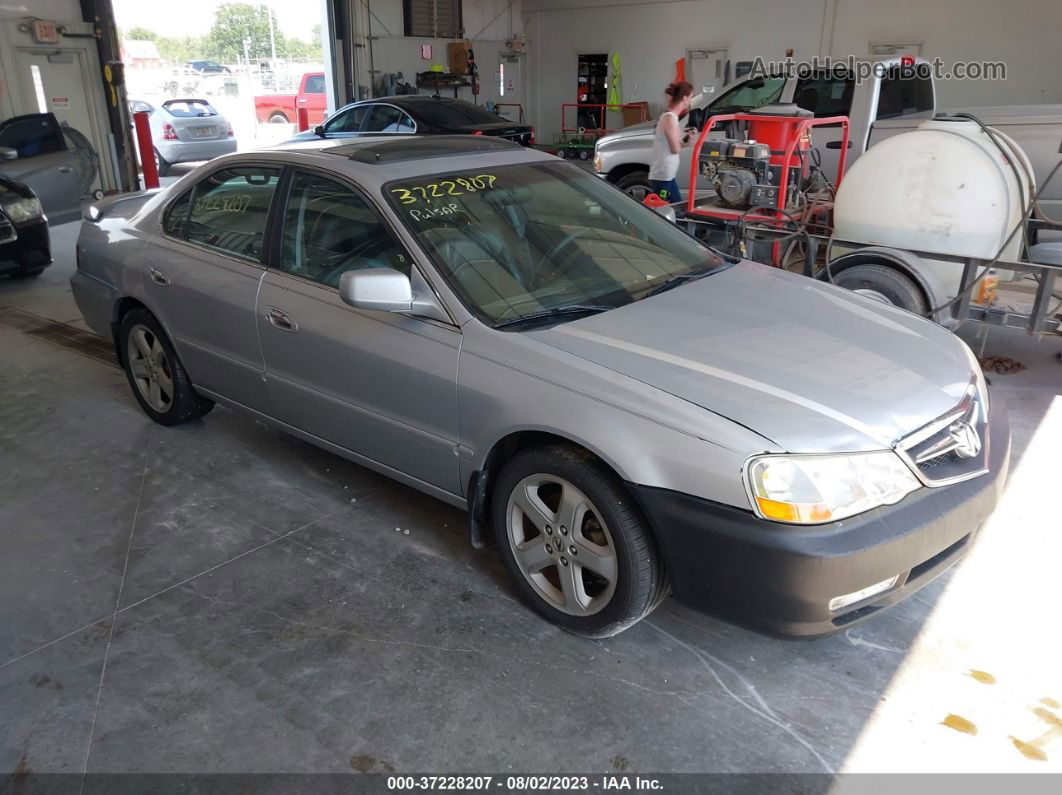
<box><xmin>0</xmin><ymin>175</ymin><xmax>51</xmax><ymax>279</ymax></box>
<box><xmin>184</xmin><ymin>60</ymin><xmax>231</xmax><ymax>74</ymax></box>
<box><xmin>286</xmin><ymin>95</ymin><xmax>535</xmax><ymax>146</ymax></box>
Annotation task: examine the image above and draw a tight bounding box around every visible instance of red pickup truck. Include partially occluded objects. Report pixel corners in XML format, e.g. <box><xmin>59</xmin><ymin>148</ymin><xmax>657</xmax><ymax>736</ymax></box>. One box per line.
<box><xmin>254</xmin><ymin>72</ymin><xmax>328</xmax><ymax>125</ymax></box>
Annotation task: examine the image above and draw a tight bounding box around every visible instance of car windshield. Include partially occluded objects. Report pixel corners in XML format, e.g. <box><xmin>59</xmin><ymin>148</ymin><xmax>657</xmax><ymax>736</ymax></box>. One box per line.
<box><xmin>385</xmin><ymin>162</ymin><xmax>725</xmax><ymax>326</ymax></box>
<box><xmin>164</xmin><ymin>100</ymin><xmax>217</xmax><ymax>117</ymax></box>
<box><xmin>412</xmin><ymin>100</ymin><xmax>506</xmax><ymax>127</ymax></box>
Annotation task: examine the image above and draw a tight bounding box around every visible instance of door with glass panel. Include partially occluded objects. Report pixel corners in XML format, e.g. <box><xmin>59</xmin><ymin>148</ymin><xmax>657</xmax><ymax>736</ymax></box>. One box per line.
<box><xmin>257</xmin><ymin>169</ymin><xmax>462</xmax><ymax>492</ymax></box>
<box><xmin>145</xmin><ymin>164</ymin><xmax>280</xmax><ymax>411</ymax></box>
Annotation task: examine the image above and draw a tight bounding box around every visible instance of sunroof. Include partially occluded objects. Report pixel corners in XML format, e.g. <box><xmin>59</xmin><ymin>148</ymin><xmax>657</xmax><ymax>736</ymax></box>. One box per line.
<box><xmin>326</xmin><ymin>135</ymin><xmax>522</xmax><ymax>164</ymax></box>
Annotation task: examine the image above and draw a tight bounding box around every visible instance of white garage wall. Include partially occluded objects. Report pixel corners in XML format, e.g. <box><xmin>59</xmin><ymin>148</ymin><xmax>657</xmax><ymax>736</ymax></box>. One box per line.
<box><xmin>524</xmin><ymin>0</ymin><xmax>1062</xmax><ymax>141</ymax></box>
<box><xmin>827</xmin><ymin>0</ymin><xmax>1062</xmax><ymax>108</ymax></box>
<box><xmin>348</xmin><ymin>0</ymin><xmax>525</xmax><ymax>111</ymax></box>
<box><xmin>525</xmin><ymin>0</ymin><xmax>822</xmax><ymax>141</ymax></box>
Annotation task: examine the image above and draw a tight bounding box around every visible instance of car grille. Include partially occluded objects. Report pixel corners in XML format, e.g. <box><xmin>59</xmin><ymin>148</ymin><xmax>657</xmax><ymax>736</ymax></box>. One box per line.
<box><xmin>0</xmin><ymin>215</ymin><xmax>16</xmax><ymax>245</ymax></box>
<box><xmin>894</xmin><ymin>383</ymin><xmax>989</xmax><ymax>487</ymax></box>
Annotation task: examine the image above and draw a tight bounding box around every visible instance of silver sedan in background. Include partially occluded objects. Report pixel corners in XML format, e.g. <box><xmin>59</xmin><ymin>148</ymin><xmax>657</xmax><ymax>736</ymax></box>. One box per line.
<box><xmin>70</xmin><ymin>136</ymin><xmax>1008</xmax><ymax>639</ymax></box>
<box><xmin>128</xmin><ymin>98</ymin><xmax>237</xmax><ymax>176</ymax></box>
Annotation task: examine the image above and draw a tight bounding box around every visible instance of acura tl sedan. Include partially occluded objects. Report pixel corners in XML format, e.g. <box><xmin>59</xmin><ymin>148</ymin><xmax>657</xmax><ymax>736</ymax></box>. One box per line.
<box><xmin>71</xmin><ymin>136</ymin><xmax>1009</xmax><ymax>638</ymax></box>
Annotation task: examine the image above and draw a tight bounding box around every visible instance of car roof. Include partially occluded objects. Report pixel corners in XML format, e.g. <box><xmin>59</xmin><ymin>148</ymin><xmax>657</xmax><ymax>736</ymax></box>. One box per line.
<box><xmin>247</xmin><ymin>134</ymin><xmax>556</xmax><ymax>188</ymax></box>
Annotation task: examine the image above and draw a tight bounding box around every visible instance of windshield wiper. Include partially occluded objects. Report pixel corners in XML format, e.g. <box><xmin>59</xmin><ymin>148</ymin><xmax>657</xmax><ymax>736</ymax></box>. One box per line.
<box><xmin>644</xmin><ymin>261</ymin><xmax>733</xmax><ymax>298</ymax></box>
<box><xmin>493</xmin><ymin>304</ymin><xmax>613</xmax><ymax>330</ymax></box>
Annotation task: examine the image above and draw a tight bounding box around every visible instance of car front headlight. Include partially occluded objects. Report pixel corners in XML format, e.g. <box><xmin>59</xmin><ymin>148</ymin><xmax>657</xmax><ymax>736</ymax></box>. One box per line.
<box><xmin>593</xmin><ymin>154</ymin><xmax>603</xmax><ymax>173</ymax></box>
<box><xmin>746</xmin><ymin>451</ymin><xmax>921</xmax><ymax>524</ymax></box>
<box><xmin>1</xmin><ymin>196</ymin><xmax>43</xmax><ymax>224</ymax></box>
<box><xmin>959</xmin><ymin>339</ymin><xmax>989</xmax><ymax>418</ymax></box>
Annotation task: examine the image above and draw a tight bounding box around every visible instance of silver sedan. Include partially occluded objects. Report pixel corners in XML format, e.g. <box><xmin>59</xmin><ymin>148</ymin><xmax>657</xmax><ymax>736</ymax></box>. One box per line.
<box><xmin>71</xmin><ymin>136</ymin><xmax>1008</xmax><ymax>638</ymax></box>
<box><xmin>129</xmin><ymin>98</ymin><xmax>237</xmax><ymax>176</ymax></box>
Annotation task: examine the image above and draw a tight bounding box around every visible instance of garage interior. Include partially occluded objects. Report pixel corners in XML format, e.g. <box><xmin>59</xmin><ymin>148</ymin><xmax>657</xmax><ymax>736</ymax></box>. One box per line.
<box><xmin>3</xmin><ymin>0</ymin><xmax>1062</xmax><ymax>785</ymax></box>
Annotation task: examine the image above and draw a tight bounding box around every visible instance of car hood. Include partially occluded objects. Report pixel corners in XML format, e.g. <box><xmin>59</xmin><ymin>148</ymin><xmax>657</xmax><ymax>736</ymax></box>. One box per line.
<box><xmin>528</xmin><ymin>262</ymin><xmax>974</xmax><ymax>453</ymax></box>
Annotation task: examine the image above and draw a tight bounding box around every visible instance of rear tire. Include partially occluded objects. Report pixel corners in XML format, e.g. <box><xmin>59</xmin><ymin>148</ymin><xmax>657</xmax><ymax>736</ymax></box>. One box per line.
<box><xmin>833</xmin><ymin>264</ymin><xmax>928</xmax><ymax>315</ymax></box>
<box><xmin>492</xmin><ymin>444</ymin><xmax>667</xmax><ymax>637</ymax></box>
<box><xmin>119</xmin><ymin>309</ymin><xmax>213</xmax><ymax>426</ymax></box>
<box><xmin>615</xmin><ymin>169</ymin><xmax>652</xmax><ymax>202</ymax></box>
<box><xmin>153</xmin><ymin>149</ymin><xmax>171</xmax><ymax>177</ymax></box>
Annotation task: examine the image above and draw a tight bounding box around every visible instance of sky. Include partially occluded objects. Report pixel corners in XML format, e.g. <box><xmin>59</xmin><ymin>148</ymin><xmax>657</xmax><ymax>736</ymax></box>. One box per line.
<box><xmin>111</xmin><ymin>0</ymin><xmax>322</xmax><ymax>40</ymax></box>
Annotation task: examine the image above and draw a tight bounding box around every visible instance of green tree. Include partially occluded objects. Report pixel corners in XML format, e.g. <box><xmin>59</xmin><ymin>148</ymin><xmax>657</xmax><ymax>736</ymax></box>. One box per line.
<box><xmin>155</xmin><ymin>35</ymin><xmax>210</xmax><ymax>65</ymax></box>
<box><xmin>124</xmin><ymin>26</ymin><xmax>158</xmax><ymax>41</ymax></box>
<box><xmin>208</xmin><ymin>3</ymin><xmax>285</xmax><ymax>62</ymax></box>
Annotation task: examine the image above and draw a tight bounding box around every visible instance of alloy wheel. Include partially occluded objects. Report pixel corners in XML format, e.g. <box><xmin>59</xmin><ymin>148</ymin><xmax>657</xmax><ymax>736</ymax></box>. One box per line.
<box><xmin>128</xmin><ymin>324</ymin><xmax>174</xmax><ymax>412</ymax></box>
<box><xmin>506</xmin><ymin>474</ymin><xmax>618</xmax><ymax>616</ymax></box>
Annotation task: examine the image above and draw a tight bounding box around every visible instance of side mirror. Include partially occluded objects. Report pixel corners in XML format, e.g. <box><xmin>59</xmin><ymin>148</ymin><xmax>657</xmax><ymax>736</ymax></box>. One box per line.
<box><xmin>339</xmin><ymin>268</ymin><xmax>412</xmax><ymax>312</ymax></box>
<box><xmin>686</xmin><ymin>108</ymin><xmax>705</xmax><ymax>130</ymax></box>
<box><xmin>0</xmin><ymin>146</ymin><xmax>17</xmax><ymax>161</ymax></box>
<box><xmin>314</xmin><ymin>125</ymin><xmax>325</xmax><ymax>138</ymax></box>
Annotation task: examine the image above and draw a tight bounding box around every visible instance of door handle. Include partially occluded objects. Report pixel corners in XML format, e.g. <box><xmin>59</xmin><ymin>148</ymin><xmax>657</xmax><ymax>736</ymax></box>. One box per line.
<box><xmin>267</xmin><ymin>307</ymin><xmax>297</xmax><ymax>332</ymax></box>
<box><xmin>825</xmin><ymin>140</ymin><xmax>852</xmax><ymax>150</ymax></box>
<box><xmin>149</xmin><ymin>267</ymin><xmax>169</xmax><ymax>285</ymax></box>
<box><xmin>58</xmin><ymin>166</ymin><xmax>74</xmax><ymax>173</ymax></box>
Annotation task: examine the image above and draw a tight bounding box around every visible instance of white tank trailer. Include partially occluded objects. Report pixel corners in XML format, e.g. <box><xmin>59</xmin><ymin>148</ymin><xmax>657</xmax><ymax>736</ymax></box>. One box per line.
<box><xmin>831</xmin><ymin>117</ymin><xmax>1034</xmax><ymax>311</ymax></box>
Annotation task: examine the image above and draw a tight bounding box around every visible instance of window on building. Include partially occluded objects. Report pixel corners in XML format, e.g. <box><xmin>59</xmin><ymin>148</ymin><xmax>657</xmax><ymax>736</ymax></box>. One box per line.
<box><xmin>404</xmin><ymin>0</ymin><xmax>462</xmax><ymax>38</ymax></box>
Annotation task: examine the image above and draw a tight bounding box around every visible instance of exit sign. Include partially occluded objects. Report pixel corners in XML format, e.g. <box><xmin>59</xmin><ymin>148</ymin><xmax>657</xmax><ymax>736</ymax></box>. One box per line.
<box><xmin>32</xmin><ymin>19</ymin><xmax>60</xmax><ymax>44</ymax></box>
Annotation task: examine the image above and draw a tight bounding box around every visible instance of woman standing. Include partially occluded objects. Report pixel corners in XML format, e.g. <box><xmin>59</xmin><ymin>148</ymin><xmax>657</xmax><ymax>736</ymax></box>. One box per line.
<box><xmin>648</xmin><ymin>81</ymin><xmax>694</xmax><ymax>203</ymax></box>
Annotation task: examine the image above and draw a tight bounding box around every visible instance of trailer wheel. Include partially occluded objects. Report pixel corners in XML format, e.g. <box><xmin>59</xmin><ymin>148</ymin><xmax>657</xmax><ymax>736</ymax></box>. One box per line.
<box><xmin>833</xmin><ymin>264</ymin><xmax>928</xmax><ymax>315</ymax></box>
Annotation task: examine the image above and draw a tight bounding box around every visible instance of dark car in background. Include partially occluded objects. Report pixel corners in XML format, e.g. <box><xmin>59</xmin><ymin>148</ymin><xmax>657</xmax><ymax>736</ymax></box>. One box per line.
<box><xmin>184</xmin><ymin>60</ymin><xmax>231</xmax><ymax>75</ymax></box>
<box><xmin>286</xmin><ymin>95</ymin><xmax>534</xmax><ymax>146</ymax></box>
<box><xmin>0</xmin><ymin>175</ymin><xmax>51</xmax><ymax>279</ymax></box>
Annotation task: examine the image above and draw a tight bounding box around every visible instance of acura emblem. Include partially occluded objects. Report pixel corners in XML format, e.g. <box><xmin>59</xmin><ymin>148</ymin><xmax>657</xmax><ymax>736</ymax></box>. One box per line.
<box><xmin>949</xmin><ymin>421</ymin><xmax>982</xmax><ymax>459</ymax></box>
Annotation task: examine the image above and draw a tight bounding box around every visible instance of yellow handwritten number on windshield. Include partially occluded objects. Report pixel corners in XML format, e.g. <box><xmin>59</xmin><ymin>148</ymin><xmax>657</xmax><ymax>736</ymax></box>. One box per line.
<box><xmin>390</xmin><ymin>175</ymin><xmax>497</xmax><ymax>205</ymax></box>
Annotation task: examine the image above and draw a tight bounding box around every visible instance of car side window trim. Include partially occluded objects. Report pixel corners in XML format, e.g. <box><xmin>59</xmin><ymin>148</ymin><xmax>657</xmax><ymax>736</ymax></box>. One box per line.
<box><xmin>267</xmin><ymin>165</ymin><xmax>456</xmax><ymax>327</ymax></box>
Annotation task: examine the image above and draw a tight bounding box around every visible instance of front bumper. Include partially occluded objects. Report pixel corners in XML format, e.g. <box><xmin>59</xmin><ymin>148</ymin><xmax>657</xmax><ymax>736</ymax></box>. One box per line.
<box><xmin>0</xmin><ymin>218</ymin><xmax>51</xmax><ymax>275</ymax></box>
<box><xmin>629</xmin><ymin>395</ymin><xmax>1011</xmax><ymax>638</ymax></box>
<box><xmin>158</xmin><ymin>138</ymin><xmax>237</xmax><ymax>164</ymax></box>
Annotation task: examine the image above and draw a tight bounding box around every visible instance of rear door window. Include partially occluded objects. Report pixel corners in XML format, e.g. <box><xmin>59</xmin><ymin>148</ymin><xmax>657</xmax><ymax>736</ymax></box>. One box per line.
<box><xmin>163</xmin><ymin>190</ymin><xmax>192</xmax><ymax>238</ymax></box>
<box><xmin>876</xmin><ymin>66</ymin><xmax>934</xmax><ymax>119</ymax></box>
<box><xmin>186</xmin><ymin>166</ymin><xmax>281</xmax><ymax>262</ymax></box>
<box><xmin>364</xmin><ymin>105</ymin><xmax>416</xmax><ymax>133</ymax></box>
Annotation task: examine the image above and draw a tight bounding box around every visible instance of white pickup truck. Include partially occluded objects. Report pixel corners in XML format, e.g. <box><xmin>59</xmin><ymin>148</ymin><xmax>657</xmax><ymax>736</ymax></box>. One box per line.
<box><xmin>594</xmin><ymin>57</ymin><xmax>1062</xmax><ymax>219</ymax></box>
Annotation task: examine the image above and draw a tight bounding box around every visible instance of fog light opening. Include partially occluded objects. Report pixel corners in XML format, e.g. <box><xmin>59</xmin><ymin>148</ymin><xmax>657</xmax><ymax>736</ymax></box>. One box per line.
<box><xmin>828</xmin><ymin>575</ymin><xmax>900</xmax><ymax>613</ymax></box>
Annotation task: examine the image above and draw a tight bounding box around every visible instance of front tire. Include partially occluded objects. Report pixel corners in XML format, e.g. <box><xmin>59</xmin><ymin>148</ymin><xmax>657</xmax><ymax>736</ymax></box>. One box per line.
<box><xmin>492</xmin><ymin>444</ymin><xmax>667</xmax><ymax>637</ymax></box>
<box><xmin>119</xmin><ymin>309</ymin><xmax>213</xmax><ymax>426</ymax></box>
<box><xmin>615</xmin><ymin>169</ymin><xmax>652</xmax><ymax>202</ymax></box>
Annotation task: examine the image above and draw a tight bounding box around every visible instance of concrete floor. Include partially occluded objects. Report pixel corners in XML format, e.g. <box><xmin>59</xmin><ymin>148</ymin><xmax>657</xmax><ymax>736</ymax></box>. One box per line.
<box><xmin>2</xmin><ymin>218</ymin><xmax>1061</xmax><ymax>778</ymax></box>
